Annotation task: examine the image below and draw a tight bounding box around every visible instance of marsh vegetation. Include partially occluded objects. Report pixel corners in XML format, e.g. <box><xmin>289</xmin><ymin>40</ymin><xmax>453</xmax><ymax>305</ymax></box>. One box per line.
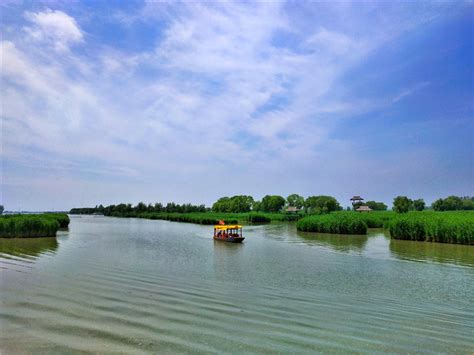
<box><xmin>0</xmin><ymin>214</ymin><xmax>70</xmax><ymax>238</ymax></box>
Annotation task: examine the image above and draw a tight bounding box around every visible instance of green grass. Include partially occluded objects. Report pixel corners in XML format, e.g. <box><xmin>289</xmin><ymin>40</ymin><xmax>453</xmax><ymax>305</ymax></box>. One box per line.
<box><xmin>296</xmin><ymin>213</ymin><xmax>368</xmax><ymax>235</ymax></box>
<box><xmin>0</xmin><ymin>214</ymin><xmax>65</xmax><ymax>238</ymax></box>
<box><xmin>388</xmin><ymin>211</ymin><xmax>474</xmax><ymax>245</ymax></box>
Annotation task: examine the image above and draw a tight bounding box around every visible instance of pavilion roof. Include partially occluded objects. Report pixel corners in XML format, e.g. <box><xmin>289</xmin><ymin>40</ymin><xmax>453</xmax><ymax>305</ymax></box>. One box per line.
<box><xmin>350</xmin><ymin>196</ymin><xmax>364</xmax><ymax>200</ymax></box>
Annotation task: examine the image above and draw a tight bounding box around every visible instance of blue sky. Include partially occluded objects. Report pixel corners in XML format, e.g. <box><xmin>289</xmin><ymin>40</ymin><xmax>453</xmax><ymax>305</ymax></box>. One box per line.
<box><xmin>1</xmin><ymin>0</ymin><xmax>473</xmax><ymax>211</ymax></box>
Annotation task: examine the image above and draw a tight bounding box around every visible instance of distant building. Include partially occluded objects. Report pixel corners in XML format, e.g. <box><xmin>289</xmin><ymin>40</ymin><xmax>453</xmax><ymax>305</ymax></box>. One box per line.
<box><xmin>356</xmin><ymin>205</ymin><xmax>372</xmax><ymax>212</ymax></box>
<box><xmin>286</xmin><ymin>206</ymin><xmax>300</xmax><ymax>213</ymax></box>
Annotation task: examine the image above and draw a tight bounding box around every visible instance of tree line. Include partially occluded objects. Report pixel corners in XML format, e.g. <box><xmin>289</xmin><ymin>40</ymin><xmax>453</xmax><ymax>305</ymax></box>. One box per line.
<box><xmin>70</xmin><ymin>202</ymin><xmax>208</xmax><ymax>215</ymax></box>
<box><xmin>211</xmin><ymin>194</ymin><xmax>344</xmax><ymax>214</ymax></box>
<box><xmin>392</xmin><ymin>195</ymin><xmax>474</xmax><ymax>213</ymax></box>
<box><xmin>69</xmin><ymin>195</ymin><xmax>474</xmax><ymax>215</ymax></box>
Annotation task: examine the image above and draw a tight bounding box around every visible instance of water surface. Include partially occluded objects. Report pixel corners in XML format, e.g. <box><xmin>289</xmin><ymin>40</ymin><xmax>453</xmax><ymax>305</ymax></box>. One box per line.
<box><xmin>1</xmin><ymin>216</ymin><xmax>473</xmax><ymax>353</ymax></box>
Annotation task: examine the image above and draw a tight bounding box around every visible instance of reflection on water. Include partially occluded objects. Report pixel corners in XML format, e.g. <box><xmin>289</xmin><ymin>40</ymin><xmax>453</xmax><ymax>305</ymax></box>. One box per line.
<box><xmin>296</xmin><ymin>231</ymin><xmax>368</xmax><ymax>252</ymax></box>
<box><xmin>0</xmin><ymin>237</ymin><xmax>58</xmax><ymax>259</ymax></box>
<box><xmin>390</xmin><ymin>238</ymin><xmax>474</xmax><ymax>267</ymax></box>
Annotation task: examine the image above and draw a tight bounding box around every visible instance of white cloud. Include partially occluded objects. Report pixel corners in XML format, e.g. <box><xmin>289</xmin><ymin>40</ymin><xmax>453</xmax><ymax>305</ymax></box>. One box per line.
<box><xmin>1</xmin><ymin>1</ymin><xmax>468</xmax><ymax>209</ymax></box>
<box><xmin>24</xmin><ymin>9</ymin><xmax>83</xmax><ymax>52</ymax></box>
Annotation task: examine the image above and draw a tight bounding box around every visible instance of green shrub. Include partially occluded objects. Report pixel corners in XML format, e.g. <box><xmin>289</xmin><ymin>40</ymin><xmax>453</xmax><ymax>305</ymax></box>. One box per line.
<box><xmin>393</xmin><ymin>196</ymin><xmax>413</xmax><ymax>213</ymax></box>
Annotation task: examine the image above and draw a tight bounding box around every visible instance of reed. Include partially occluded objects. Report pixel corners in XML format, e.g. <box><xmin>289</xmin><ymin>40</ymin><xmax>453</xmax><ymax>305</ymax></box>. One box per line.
<box><xmin>296</xmin><ymin>214</ymin><xmax>368</xmax><ymax>235</ymax></box>
<box><xmin>331</xmin><ymin>211</ymin><xmax>396</xmax><ymax>228</ymax></box>
<box><xmin>388</xmin><ymin>212</ymin><xmax>474</xmax><ymax>244</ymax></box>
<box><xmin>44</xmin><ymin>213</ymin><xmax>70</xmax><ymax>228</ymax></box>
<box><xmin>0</xmin><ymin>215</ymin><xmax>60</xmax><ymax>238</ymax></box>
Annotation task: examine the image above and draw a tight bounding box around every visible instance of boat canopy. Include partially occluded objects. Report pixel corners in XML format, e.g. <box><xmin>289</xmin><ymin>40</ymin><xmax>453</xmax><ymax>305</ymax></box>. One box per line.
<box><xmin>214</xmin><ymin>225</ymin><xmax>242</xmax><ymax>230</ymax></box>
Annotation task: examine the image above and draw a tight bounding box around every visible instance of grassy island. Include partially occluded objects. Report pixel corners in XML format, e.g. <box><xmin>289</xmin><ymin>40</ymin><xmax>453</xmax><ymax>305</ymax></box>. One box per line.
<box><xmin>0</xmin><ymin>214</ymin><xmax>70</xmax><ymax>238</ymax></box>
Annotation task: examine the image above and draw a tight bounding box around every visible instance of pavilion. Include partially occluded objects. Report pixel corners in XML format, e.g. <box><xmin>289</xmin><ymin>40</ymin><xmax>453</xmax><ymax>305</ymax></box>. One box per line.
<box><xmin>350</xmin><ymin>196</ymin><xmax>364</xmax><ymax>204</ymax></box>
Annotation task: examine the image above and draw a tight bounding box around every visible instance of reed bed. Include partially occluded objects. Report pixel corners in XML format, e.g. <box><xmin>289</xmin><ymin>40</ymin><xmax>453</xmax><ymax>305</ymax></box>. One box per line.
<box><xmin>332</xmin><ymin>211</ymin><xmax>396</xmax><ymax>228</ymax></box>
<box><xmin>297</xmin><ymin>211</ymin><xmax>474</xmax><ymax>245</ymax></box>
<box><xmin>388</xmin><ymin>212</ymin><xmax>474</xmax><ymax>245</ymax></box>
<box><xmin>0</xmin><ymin>215</ymin><xmax>56</xmax><ymax>238</ymax></box>
<box><xmin>296</xmin><ymin>214</ymin><xmax>368</xmax><ymax>235</ymax></box>
<box><xmin>44</xmin><ymin>213</ymin><xmax>70</xmax><ymax>228</ymax></box>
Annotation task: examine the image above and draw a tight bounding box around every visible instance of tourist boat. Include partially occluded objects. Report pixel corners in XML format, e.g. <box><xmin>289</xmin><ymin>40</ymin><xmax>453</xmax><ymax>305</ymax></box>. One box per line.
<box><xmin>213</xmin><ymin>222</ymin><xmax>245</xmax><ymax>243</ymax></box>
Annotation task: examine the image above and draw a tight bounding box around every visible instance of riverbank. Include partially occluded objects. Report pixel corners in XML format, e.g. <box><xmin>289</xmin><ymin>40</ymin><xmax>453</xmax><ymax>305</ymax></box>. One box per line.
<box><xmin>0</xmin><ymin>214</ymin><xmax>70</xmax><ymax>238</ymax></box>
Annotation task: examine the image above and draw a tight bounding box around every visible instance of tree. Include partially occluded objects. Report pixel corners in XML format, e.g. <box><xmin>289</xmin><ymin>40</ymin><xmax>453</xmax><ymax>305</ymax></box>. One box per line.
<box><xmin>432</xmin><ymin>196</ymin><xmax>472</xmax><ymax>211</ymax></box>
<box><xmin>252</xmin><ymin>201</ymin><xmax>262</xmax><ymax>211</ymax></box>
<box><xmin>305</xmin><ymin>196</ymin><xmax>341</xmax><ymax>214</ymax></box>
<box><xmin>443</xmin><ymin>196</ymin><xmax>463</xmax><ymax>210</ymax></box>
<box><xmin>461</xmin><ymin>197</ymin><xmax>474</xmax><ymax>210</ymax></box>
<box><xmin>136</xmin><ymin>202</ymin><xmax>148</xmax><ymax>213</ymax></box>
<box><xmin>0</xmin><ymin>205</ymin><xmax>3</xmax><ymax>215</ymax></box>
<box><xmin>230</xmin><ymin>195</ymin><xmax>254</xmax><ymax>213</ymax></box>
<box><xmin>365</xmin><ymin>201</ymin><xmax>388</xmax><ymax>211</ymax></box>
<box><xmin>261</xmin><ymin>195</ymin><xmax>286</xmax><ymax>213</ymax></box>
<box><xmin>212</xmin><ymin>195</ymin><xmax>254</xmax><ymax>213</ymax></box>
<box><xmin>212</xmin><ymin>197</ymin><xmax>230</xmax><ymax>212</ymax></box>
<box><xmin>393</xmin><ymin>196</ymin><xmax>413</xmax><ymax>213</ymax></box>
<box><xmin>413</xmin><ymin>199</ymin><xmax>425</xmax><ymax>211</ymax></box>
<box><xmin>286</xmin><ymin>194</ymin><xmax>304</xmax><ymax>209</ymax></box>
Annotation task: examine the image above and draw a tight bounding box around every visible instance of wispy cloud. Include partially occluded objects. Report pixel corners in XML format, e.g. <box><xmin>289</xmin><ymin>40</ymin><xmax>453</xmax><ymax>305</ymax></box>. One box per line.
<box><xmin>1</xmin><ymin>1</ymin><xmax>472</xmax><ymax>209</ymax></box>
<box><xmin>392</xmin><ymin>82</ymin><xmax>430</xmax><ymax>103</ymax></box>
<box><xmin>24</xmin><ymin>9</ymin><xmax>84</xmax><ymax>52</ymax></box>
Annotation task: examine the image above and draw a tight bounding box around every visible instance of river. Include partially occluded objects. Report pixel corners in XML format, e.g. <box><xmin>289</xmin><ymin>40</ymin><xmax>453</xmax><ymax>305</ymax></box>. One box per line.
<box><xmin>1</xmin><ymin>216</ymin><xmax>473</xmax><ymax>353</ymax></box>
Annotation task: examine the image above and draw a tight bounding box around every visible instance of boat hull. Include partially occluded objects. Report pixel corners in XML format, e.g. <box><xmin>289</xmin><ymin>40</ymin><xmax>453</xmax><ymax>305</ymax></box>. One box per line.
<box><xmin>213</xmin><ymin>236</ymin><xmax>245</xmax><ymax>243</ymax></box>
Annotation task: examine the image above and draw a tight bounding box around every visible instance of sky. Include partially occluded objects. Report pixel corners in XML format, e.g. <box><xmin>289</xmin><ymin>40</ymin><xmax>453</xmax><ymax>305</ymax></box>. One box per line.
<box><xmin>1</xmin><ymin>0</ymin><xmax>473</xmax><ymax>211</ymax></box>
